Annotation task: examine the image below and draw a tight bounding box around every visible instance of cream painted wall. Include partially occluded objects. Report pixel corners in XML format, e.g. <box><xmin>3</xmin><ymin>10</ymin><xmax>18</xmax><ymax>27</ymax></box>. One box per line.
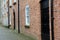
<box><xmin>1</xmin><ymin>0</ymin><xmax>9</xmax><ymax>26</ymax></box>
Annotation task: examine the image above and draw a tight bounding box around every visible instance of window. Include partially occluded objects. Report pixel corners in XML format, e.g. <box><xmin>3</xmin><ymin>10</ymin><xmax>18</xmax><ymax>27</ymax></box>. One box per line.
<box><xmin>13</xmin><ymin>0</ymin><xmax>16</xmax><ymax>5</ymax></box>
<box><xmin>25</xmin><ymin>4</ymin><xmax>30</xmax><ymax>26</ymax></box>
<box><xmin>9</xmin><ymin>0</ymin><xmax>12</xmax><ymax>6</ymax></box>
<box><xmin>10</xmin><ymin>13</ymin><xmax>11</xmax><ymax>25</ymax></box>
<box><xmin>14</xmin><ymin>0</ymin><xmax>16</xmax><ymax>3</ymax></box>
<box><xmin>4</xmin><ymin>0</ymin><xmax>6</xmax><ymax>3</ymax></box>
<box><xmin>6</xmin><ymin>7</ymin><xmax>8</xmax><ymax>12</ymax></box>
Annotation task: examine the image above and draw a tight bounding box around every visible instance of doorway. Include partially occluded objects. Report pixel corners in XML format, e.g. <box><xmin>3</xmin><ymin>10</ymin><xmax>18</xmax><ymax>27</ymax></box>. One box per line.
<box><xmin>41</xmin><ymin>8</ymin><xmax>50</xmax><ymax>40</ymax></box>
<box><xmin>40</xmin><ymin>0</ymin><xmax>50</xmax><ymax>40</ymax></box>
<box><xmin>13</xmin><ymin>10</ymin><xmax>16</xmax><ymax>30</ymax></box>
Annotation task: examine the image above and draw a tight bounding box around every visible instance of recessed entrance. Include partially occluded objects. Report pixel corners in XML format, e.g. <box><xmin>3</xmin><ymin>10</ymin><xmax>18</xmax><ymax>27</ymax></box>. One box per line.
<box><xmin>13</xmin><ymin>10</ymin><xmax>16</xmax><ymax>30</ymax></box>
<box><xmin>40</xmin><ymin>0</ymin><xmax>50</xmax><ymax>40</ymax></box>
<box><xmin>41</xmin><ymin>8</ymin><xmax>50</xmax><ymax>40</ymax></box>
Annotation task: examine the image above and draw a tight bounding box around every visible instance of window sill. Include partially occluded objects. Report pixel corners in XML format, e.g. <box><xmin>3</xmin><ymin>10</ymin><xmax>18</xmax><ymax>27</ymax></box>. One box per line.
<box><xmin>25</xmin><ymin>25</ymin><xmax>30</xmax><ymax>28</ymax></box>
<box><xmin>13</xmin><ymin>2</ymin><xmax>16</xmax><ymax>5</ymax></box>
<box><xmin>9</xmin><ymin>6</ymin><xmax>12</xmax><ymax>8</ymax></box>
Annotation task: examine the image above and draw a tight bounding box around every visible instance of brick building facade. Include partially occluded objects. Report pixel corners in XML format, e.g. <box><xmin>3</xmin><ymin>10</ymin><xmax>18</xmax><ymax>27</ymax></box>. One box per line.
<box><xmin>1</xmin><ymin>0</ymin><xmax>60</xmax><ymax>40</ymax></box>
<box><xmin>19</xmin><ymin>0</ymin><xmax>41</xmax><ymax>40</ymax></box>
<box><xmin>53</xmin><ymin>0</ymin><xmax>60</xmax><ymax>40</ymax></box>
<box><xmin>9</xmin><ymin>0</ymin><xmax>18</xmax><ymax>30</ymax></box>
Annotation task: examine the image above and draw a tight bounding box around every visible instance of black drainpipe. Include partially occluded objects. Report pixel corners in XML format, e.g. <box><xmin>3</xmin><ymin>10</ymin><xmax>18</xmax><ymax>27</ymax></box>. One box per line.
<box><xmin>18</xmin><ymin>0</ymin><xmax>20</xmax><ymax>33</ymax></box>
<box><xmin>8</xmin><ymin>0</ymin><xmax>10</xmax><ymax>28</ymax></box>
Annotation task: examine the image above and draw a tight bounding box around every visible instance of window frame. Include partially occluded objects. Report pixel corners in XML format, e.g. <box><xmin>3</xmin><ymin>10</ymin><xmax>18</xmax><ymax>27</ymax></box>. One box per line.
<box><xmin>14</xmin><ymin>0</ymin><xmax>16</xmax><ymax>3</ymax></box>
<box><xmin>25</xmin><ymin>4</ymin><xmax>30</xmax><ymax>27</ymax></box>
<box><xmin>9</xmin><ymin>0</ymin><xmax>12</xmax><ymax>7</ymax></box>
<box><xmin>13</xmin><ymin>0</ymin><xmax>17</xmax><ymax>5</ymax></box>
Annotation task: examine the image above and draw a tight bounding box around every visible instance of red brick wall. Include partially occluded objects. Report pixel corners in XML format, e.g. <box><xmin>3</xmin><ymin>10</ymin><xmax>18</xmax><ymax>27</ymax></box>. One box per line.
<box><xmin>9</xmin><ymin>0</ymin><xmax>60</xmax><ymax>40</ymax></box>
<box><xmin>53</xmin><ymin>0</ymin><xmax>60</xmax><ymax>40</ymax></box>
<box><xmin>19</xmin><ymin>0</ymin><xmax>41</xmax><ymax>40</ymax></box>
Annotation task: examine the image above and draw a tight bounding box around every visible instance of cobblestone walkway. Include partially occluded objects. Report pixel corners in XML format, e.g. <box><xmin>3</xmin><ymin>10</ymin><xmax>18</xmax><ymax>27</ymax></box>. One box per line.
<box><xmin>0</xmin><ymin>26</ymin><xmax>35</xmax><ymax>40</ymax></box>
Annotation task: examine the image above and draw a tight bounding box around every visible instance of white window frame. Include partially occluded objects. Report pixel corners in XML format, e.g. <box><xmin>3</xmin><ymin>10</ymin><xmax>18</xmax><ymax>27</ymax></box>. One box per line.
<box><xmin>8</xmin><ymin>11</ymin><xmax>11</xmax><ymax>25</ymax></box>
<box><xmin>25</xmin><ymin>4</ymin><xmax>30</xmax><ymax>26</ymax></box>
<box><xmin>9</xmin><ymin>0</ymin><xmax>12</xmax><ymax>6</ymax></box>
<box><xmin>14</xmin><ymin>0</ymin><xmax>16</xmax><ymax>3</ymax></box>
<box><xmin>6</xmin><ymin>7</ymin><xmax>8</xmax><ymax>12</ymax></box>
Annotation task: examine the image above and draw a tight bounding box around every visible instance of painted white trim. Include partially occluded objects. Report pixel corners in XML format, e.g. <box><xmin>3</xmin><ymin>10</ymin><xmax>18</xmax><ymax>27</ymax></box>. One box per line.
<box><xmin>14</xmin><ymin>0</ymin><xmax>16</xmax><ymax>3</ymax></box>
<box><xmin>25</xmin><ymin>4</ymin><xmax>30</xmax><ymax>26</ymax></box>
<box><xmin>9</xmin><ymin>0</ymin><xmax>12</xmax><ymax>6</ymax></box>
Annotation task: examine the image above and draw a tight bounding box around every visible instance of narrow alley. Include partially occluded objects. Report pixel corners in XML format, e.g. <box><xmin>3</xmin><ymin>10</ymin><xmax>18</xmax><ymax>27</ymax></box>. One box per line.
<box><xmin>0</xmin><ymin>25</ymin><xmax>35</xmax><ymax>40</ymax></box>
